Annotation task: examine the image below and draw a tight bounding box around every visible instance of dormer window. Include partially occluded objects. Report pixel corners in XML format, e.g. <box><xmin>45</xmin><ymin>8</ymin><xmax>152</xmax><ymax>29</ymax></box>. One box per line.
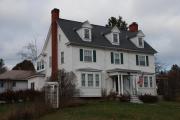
<box><xmin>138</xmin><ymin>37</ymin><xmax>143</xmax><ymax>47</ymax></box>
<box><xmin>84</xmin><ymin>28</ymin><xmax>90</xmax><ymax>39</ymax></box>
<box><xmin>113</xmin><ymin>33</ymin><xmax>118</xmax><ymax>43</ymax></box>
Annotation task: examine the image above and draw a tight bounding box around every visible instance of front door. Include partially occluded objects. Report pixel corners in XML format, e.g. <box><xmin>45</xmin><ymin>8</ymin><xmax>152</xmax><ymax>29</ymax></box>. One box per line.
<box><xmin>123</xmin><ymin>75</ymin><xmax>132</xmax><ymax>95</ymax></box>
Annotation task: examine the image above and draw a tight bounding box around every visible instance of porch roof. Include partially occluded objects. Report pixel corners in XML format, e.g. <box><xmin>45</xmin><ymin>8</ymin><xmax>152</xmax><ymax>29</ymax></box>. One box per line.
<box><xmin>76</xmin><ymin>67</ymin><xmax>102</xmax><ymax>72</ymax></box>
<box><xmin>106</xmin><ymin>68</ymin><xmax>141</xmax><ymax>74</ymax></box>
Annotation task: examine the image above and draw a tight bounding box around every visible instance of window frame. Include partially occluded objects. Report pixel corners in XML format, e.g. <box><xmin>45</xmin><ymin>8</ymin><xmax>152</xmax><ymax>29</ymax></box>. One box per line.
<box><xmin>61</xmin><ymin>52</ymin><xmax>64</xmax><ymax>64</ymax></box>
<box><xmin>138</xmin><ymin>37</ymin><xmax>143</xmax><ymax>47</ymax></box>
<box><xmin>83</xmin><ymin>49</ymin><xmax>93</xmax><ymax>62</ymax></box>
<box><xmin>37</xmin><ymin>60</ymin><xmax>45</xmax><ymax>71</ymax></box>
<box><xmin>84</xmin><ymin>28</ymin><xmax>90</xmax><ymax>39</ymax></box>
<box><xmin>143</xmin><ymin>76</ymin><xmax>149</xmax><ymax>88</ymax></box>
<box><xmin>138</xmin><ymin>55</ymin><xmax>146</xmax><ymax>66</ymax></box>
<box><xmin>80</xmin><ymin>72</ymin><xmax>101</xmax><ymax>88</ymax></box>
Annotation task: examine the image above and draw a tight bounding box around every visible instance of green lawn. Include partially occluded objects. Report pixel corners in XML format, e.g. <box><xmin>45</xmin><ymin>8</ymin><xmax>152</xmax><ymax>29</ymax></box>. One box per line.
<box><xmin>39</xmin><ymin>101</ymin><xmax>180</xmax><ymax>120</ymax></box>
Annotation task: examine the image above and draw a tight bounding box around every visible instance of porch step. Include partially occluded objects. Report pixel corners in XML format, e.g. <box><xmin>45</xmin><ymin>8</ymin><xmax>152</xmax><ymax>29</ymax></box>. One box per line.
<box><xmin>130</xmin><ymin>95</ymin><xmax>143</xmax><ymax>104</ymax></box>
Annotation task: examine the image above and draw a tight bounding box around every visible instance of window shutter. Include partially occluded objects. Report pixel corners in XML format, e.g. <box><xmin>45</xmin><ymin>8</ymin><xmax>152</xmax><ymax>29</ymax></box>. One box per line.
<box><xmin>111</xmin><ymin>52</ymin><xmax>114</xmax><ymax>64</ymax></box>
<box><xmin>121</xmin><ymin>53</ymin><xmax>123</xmax><ymax>64</ymax></box>
<box><xmin>80</xmin><ymin>49</ymin><xmax>83</xmax><ymax>61</ymax></box>
<box><xmin>146</xmin><ymin>56</ymin><xmax>149</xmax><ymax>66</ymax></box>
<box><xmin>136</xmin><ymin>55</ymin><xmax>139</xmax><ymax>65</ymax></box>
<box><xmin>93</xmin><ymin>50</ymin><xmax>96</xmax><ymax>62</ymax></box>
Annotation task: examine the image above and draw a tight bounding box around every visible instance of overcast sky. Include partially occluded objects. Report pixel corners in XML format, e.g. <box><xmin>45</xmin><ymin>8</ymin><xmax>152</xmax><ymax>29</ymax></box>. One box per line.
<box><xmin>0</xmin><ymin>0</ymin><xmax>180</xmax><ymax>69</ymax></box>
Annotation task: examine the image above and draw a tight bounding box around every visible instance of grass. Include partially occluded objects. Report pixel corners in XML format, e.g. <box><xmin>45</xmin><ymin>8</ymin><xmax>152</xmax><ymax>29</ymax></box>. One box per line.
<box><xmin>38</xmin><ymin>101</ymin><xmax>180</xmax><ymax>120</ymax></box>
<box><xmin>1</xmin><ymin>101</ymin><xmax>180</xmax><ymax>120</ymax></box>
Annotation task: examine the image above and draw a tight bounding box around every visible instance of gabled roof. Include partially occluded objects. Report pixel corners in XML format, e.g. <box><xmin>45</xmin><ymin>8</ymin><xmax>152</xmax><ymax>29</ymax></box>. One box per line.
<box><xmin>0</xmin><ymin>70</ymin><xmax>34</xmax><ymax>81</ymax></box>
<box><xmin>57</xmin><ymin>19</ymin><xmax>157</xmax><ymax>54</ymax></box>
<box><xmin>0</xmin><ymin>70</ymin><xmax>45</xmax><ymax>81</ymax></box>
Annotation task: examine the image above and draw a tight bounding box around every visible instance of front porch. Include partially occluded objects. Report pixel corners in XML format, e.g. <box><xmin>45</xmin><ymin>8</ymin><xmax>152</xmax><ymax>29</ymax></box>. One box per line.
<box><xmin>107</xmin><ymin>68</ymin><xmax>141</xmax><ymax>96</ymax></box>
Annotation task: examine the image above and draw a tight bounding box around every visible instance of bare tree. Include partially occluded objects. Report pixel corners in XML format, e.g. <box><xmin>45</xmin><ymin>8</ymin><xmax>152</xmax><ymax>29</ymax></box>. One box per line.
<box><xmin>155</xmin><ymin>56</ymin><xmax>167</xmax><ymax>74</ymax></box>
<box><xmin>18</xmin><ymin>40</ymin><xmax>38</xmax><ymax>64</ymax></box>
<box><xmin>56</xmin><ymin>69</ymin><xmax>79</xmax><ymax>107</ymax></box>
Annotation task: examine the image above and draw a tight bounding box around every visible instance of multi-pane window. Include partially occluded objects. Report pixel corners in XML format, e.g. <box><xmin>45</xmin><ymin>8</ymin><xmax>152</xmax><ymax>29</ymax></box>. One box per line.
<box><xmin>95</xmin><ymin>74</ymin><xmax>100</xmax><ymax>87</ymax></box>
<box><xmin>139</xmin><ymin>56</ymin><xmax>146</xmax><ymax>66</ymax></box>
<box><xmin>144</xmin><ymin>76</ymin><xmax>148</xmax><ymax>87</ymax></box>
<box><xmin>61</xmin><ymin>52</ymin><xmax>64</xmax><ymax>64</ymax></box>
<box><xmin>81</xmin><ymin>73</ymin><xmax>86</xmax><ymax>87</ymax></box>
<box><xmin>113</xmin><ymin>33</ymin><xmax>118</xmax><ymax>43</ymax></box>
<box><xmin>81</xmin><ymin>73</ymin><xmax>100</xmax><ymax>88</ymax></box>
<box><xmin>84</xmin><ymin>29</ymin><xmax>90</xmax><ymax>39</ymax></box>
<box><xmin>84</xmin><ymin>50</ymin><xmax>92</xmax><ymax>62</ymax></box>
<box><xmin>88</xmin><ymin>74</ymin><xmax>93</xmax><ymax>87</ymax></box>
<box><xmin>37</xmin><ymin>60</ymin><xmax>45</xmax><ymax>71</ymax></box>
<box><xmin>114</xmin><ymin>53</ymin><xmax>120</xmax><ymax>64</ymax></box>
<box><xmin>149</xmin><ymin>76</ymin><xmax>153</xmax><ymax>87</ymax></box>
<box><xmin>138</xmin><ymin>37</ymin><xmax>143</xmax><ymax>47</ymax></box>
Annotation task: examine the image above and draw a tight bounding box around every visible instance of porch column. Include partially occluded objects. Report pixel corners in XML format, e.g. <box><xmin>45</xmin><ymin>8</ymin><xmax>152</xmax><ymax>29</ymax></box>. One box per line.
<box><xmin>118</xmin><ymin>74</ymin><xmax>121</xmax><ymax>95</ymax></box>
<box><xmin>121</xmin><ymin>75</ymin><xmax>123</xmax><ymax>94</ymax></box>
<box><xmin>136</xmin><ymin>76</ymin><xmax>138</xmax><ymax>94</ymax></box>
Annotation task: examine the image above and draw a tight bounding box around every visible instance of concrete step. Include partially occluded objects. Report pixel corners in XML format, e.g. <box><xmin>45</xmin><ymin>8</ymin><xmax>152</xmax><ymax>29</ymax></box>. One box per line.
<box><xmin>130</xmin><ymin>95</ymin><xmax>143</xmax><ymax>104</ymax></box>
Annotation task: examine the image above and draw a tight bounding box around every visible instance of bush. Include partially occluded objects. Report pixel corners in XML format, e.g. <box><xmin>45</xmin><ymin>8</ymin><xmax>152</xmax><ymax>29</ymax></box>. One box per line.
<box><xmin>3</xmin><ymin>101</ymin><xmax>52</xmax><ymax>120</ymax></box>
<box><xmin>0</xmin><ymin>90</ymin><xmax>44</xmax><ymax>103</ymax></box>
<box><xmin>107</xmin><ymin>90</ymin><xmax>118</xmax><ymax>100</ymax></box>
<box><xmin>139</xmin><ymin>94</ymin><xmax>158</xmax><ymax>103</ymax></box>
<box><xmin>119</xmin><ymin>95</ymin><xmax>130</xmax><ymax>102</ymax></box>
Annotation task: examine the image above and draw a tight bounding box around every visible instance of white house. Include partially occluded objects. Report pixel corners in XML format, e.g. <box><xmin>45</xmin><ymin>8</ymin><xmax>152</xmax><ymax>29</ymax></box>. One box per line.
<box><xmin>33</xmin><ymin>8</ymin><xmax>157</xmax><ymax>98</ymax></box>
<box><xmin>0</xmin><ymin>70</ymin><xmax>46</xmax><ymax>93</ymax></box>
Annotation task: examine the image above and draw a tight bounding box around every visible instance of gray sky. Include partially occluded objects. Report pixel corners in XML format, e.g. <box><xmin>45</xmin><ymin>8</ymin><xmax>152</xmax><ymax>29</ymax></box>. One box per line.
<box><xmin>0</xmin><ymin>0</ymin><xmax>180</xmax><ymax>69</ymax></box>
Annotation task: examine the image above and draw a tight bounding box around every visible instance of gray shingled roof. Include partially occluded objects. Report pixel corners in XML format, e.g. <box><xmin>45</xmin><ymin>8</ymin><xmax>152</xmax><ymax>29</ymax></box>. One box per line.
<box><xmin>57</xmin><ymin>19</ymin><xmax>157</xmax><ymax>54</ymax></box>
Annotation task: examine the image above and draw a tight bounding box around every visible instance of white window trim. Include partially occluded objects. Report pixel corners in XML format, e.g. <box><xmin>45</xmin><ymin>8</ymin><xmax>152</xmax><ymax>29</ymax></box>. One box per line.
<box><xmin>81</xmin><ymin>72</ymin><xmax>101</xmax><ymax>88</ymax></box>
<box><xmin>83</xmin><ymin>28</ymin><xmax>91</xmax><ymax>41</ymax></box>
<box><xmin>113</xmin><ymin>52</ymin><xmax>122</xmax><ymax>64</ymax></box>
<box><xmin>112</xmin><ymin>33</ymin><xmax>119</xmax><ymax>45</ymax></box>
<box><xmin>83</xmin><ymin>49</ymin><xmax>93</xmax><ymax>62</ymax></box>
<box><xmin>138</xmin><ymin>55</ymin><xmax>146</xmax><ymax>67</ymax></box>
<box><xmin>140</xmin><ymin>75</ymin><xmax>154</xmax><ymax>88</ymax></box>
<box><xmin>37</xmin><ymin>60</ymin><xmax>45</xmax><ymax>71</ymax></box>
<box><xmin>138</xmin><ymin>37</ymin><xmax>144</xmax><ymax>48</ymax></box>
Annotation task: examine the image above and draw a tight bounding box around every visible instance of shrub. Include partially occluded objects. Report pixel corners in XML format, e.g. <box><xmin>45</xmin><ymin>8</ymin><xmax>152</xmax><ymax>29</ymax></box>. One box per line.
<box><xmin>3</xmin><ymin>100</ymin><xmax>52</xmax><ymax>120</ymax></box>
<box><xmin>101</xmin><ymin>88</ymin><xmax>107</xmax><ymax>99</ymax></box>
<box><xmin>139</xmin><ymin>94</ymin><xmax>158</xmax><ymax>103</ymax></box>
<box><xmin>0</xmin><ymin>90</ymin><xmax>44</xmax><ymax>103</ymax></box>
<box><xmin>107</xmin><ymin>90</ymin><xmax>118</xmax><ymax>100</ymax></box>
<box><xmin>119</xmin><ymin>94</ymin><xmax>130</xmax><ymax>102</ymax></box>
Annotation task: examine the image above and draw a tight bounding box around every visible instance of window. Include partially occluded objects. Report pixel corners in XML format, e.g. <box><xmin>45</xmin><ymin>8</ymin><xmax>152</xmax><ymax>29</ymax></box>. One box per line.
<box><xmin>80</xmin><ymin>49</ymin><xmax>96</xmax><ymax>62</ymax></box>
<box><xmin>144</xmin><ymin>76</ymin><xmax>148</xmax><ymax>87</ymax></box>
<box><xmin>12</xmin><ymin>82</ymin><xmax>16</xmax><ymax>87</ymax></box>
<box><xmin>139</xmin><ymin>56</ymin><xmax>146</xmax><ymax>66</ymax></box>
<box><xmin>136</xmin><ymin>55</ymin><xmax>149</xmax><ymax>66</ymax></box>
<box><xmin>31</xmin><ymin>82</ymin><xmax>35</xmax><ymax>90</ymax></box>
<box><xmin>88</xmin><ymin>74</ymin><xmax>93</xmax><ymax>87</ymax></box>
<box><xmin>37</xmin><ymin>60</ymin><xmax>45</xmax><ymax>71</ymax></box>
<box><xmin>95</xmin><ymin>74</ymin><xmax>100</xmax><ymax>87</ymax></box>
<box><xmin>59</xmin><ymin>34</ymin><xmax>61</xmax><ymax>41</ymax></box>
<box><xmin>81</xmin><ymin>73</ymin><xmax>86</xmax><ymax>87</ymax></box>
<box><xmin>81</xmin><ymin>73</ymin><xmax>100</xmax><ymax>88</ymax></box>
<box><xmin>149</xmin><ymin>76</ymin><xmax>153</xmax><ymax>87</ymax></box>
<box><xmin>84</xmin><ymin>50</ymin><xmax>92</xmax><ymax>62</ymax></box>
<box><xmin>138</xmin><ymin>37</ymin><xmax>143</xmax><ymax>47</ymax></box>
<box><xmin>49</xmin><ymin>56</ymin><xmax>52</xmax><ymax>68</ymax></box>
<box><xmin>61</xmin><ymin>52</ymin><xmax>64</xmax><ymax>64</ymax></box>
<box><xmin>114</xmin><ymin>53</ymin><xmax>120</xmax><ymax>64</ymax></box>
<box><xmin>0</xmin><ymin>81</ymin><xmax>4</xmax><ymax>88</ymax></box>
<box><xmin>111</xmin><ymin>52</ymin><xmax>123</xmax><ymax>64</ymax></box>
<box><xmin>113</xmin><ymin>33</ymin><xmax>118</xmax><ymax>43</ymax></box>
<box><xmin>84</xmin><ymin>29</ymin><xmax>90</xmax><ymax>39</ymax></box>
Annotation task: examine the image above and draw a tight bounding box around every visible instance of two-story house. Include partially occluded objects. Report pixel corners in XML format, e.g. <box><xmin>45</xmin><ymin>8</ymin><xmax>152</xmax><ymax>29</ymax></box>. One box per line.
<box><xmin>29</xmin><ymin>8</ymin><xmax>157</xmax><ymax>98</ymax></box>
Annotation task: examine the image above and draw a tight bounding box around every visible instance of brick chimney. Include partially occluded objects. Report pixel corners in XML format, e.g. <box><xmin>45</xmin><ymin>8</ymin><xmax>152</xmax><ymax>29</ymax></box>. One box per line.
<box><xmin>129</xmin><ymin>22</ymin><xmax>138</xmax><ymax>32</ymax></box>
<box><xmin>51</xmin><ymin>8</ymin><xmax>59</xmax><ymax>81</ymax></box>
